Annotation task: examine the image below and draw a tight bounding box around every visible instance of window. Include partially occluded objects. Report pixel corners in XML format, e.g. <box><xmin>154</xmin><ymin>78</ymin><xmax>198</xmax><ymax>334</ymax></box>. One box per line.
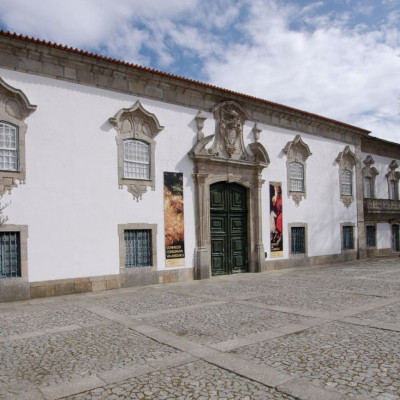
<box><xmin>364</xmin><ymin>177</ymin><xmax>373</xmax><ymax>198</ymax></box>
<box><xmin>392</xmin><ymin>225</ymin><xmax>399</xmax><ymax>252</ymax></box>
<box><xmin>0</xmin><ymin>78</ymin><xmax>36</xmax><ymax>196</ymax></box>
<box><xmin>109</xmin><ymin>101</ymin><xmax>163</xmax><ymax>201</ymax></box>
<box><xmin>291</xmin><ymin>226</ymin><xmax>305</xmax><ymax>255</ymax></box>
<box><xmin>341</xmin><ymin>170</ymin><xmax>352</xmax><ymax>196</ymax></box>
<box><xmin>289</xmin><ymin>162</ymin><xmax>304</xmax><ymax>192</ymax></box>
<box><xmin>123</xmin><ymin>140</ymin><xmax>150</xmax><ymax>179</ymax></box>
<box><xmin>124</xmin><ymin>229</ymin><xmax>152</xmax><ymax>268</ymax></box>
<box><xmin>282</xmin><ymin>135</ymin><xmax>312</xmax><ymax>206</ymax></box>
<box><xmin>366</xmin><ymin>226</ymin><xmax>376</xmax><ymax>247</ymax></box>
<box><xmin>389</xmin><ymin>180</ymin><xmax>398</xmax><ymax>200</ymax></box>
<box><xmin>0</xmin><ymin>122</ymin><xmax>18</xmax><ymax>171</ymax></box>
<box><xmin>118</xmin><ymin>223</ymin><xmax>157</xmax><ymax>270</ymax></box>
<box><xmin>0</xmin><ymin>232</ymin><xmax>20</xmax><ymax>278</ymax></box>
<box><xmin>342</xmin><ymin>226</ymin><xmax>354</xmax><ymax>250</ymax></box>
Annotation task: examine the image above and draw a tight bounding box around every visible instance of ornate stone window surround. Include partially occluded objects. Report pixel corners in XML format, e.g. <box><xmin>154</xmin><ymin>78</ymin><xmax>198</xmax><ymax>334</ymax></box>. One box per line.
<box><xmin>282</xmin><ymin>135</ymin><xmax>312</xmax><ymax>206</ymax></box>
<box><xmin>109</xmin><ymin>101</ymin><xmax>164</xmax><ymax>201</ymax></box>
<box><xmin>189</xmin><ymin>101</ymin><xmax>270</xmax><ymax>279</ymax></box>
<box><xmin>362</xmin><ymin>155</ymin><xmax>378</xmax><ymax>199</ymax></box>
<box><xmin>0</xmin><ymin>77</ymin><xmax>36</xmax><ymax>196</ymax></box>
<box><xmin>0</xmin><ymin>224</ymin><xmax>28</xmax><ymax>278</ymax></box>
<box><xmin>118</xmin><ymin>223</ymin><xmax>157</xmax><ymax>271</ymax></box>
<box><xmin>386</xmin><ymin>160</ymin><xmax>400</xmax><ymax>200</ymax></box>
<box><xmin>288</xmin><ymin>222</ymin><xmax>308</xmax><ymax>258</ymax></box>
<box><xmin>336</xmin><ymin>146</ymin><xmax>357</xmax><ymax>208</ymax></box>
<box><xmin>341</xmin><ymin>222</ymin><xmax>356</xmax><ymax>253</ymax></box>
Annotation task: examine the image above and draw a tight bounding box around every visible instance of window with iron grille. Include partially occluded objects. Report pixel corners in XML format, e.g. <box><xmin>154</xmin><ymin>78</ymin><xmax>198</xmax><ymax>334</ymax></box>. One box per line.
<box><xmin>0</xmin><ymin>232</ymin><xmax>20</xmax><ymax>278</ymax></box>
<box><xmin>291</xmin><ymin>227</ymin><xmax>305</xmax><ymax>255</ymax></box>
<box><xmin>364</xmin><ymin>177</ymin><xmax>373</xmax><ymax>198</ymax></box>
<box><xmin>124</xmin><ymin>229</ymin><xmax>152</xmax><ymax>267</ymax></box>
<box><xmin>343</xmin><ymin>226</ymin><xmax>354</xmax><ymax>250</ymax></box>
<box><xmin>289</xmin><ymin>162</ymin><xmax>304</xmax><ymax>192</ymax></box>
<box><xmin>341</xmin><ymin>170</ymin><xmax>352</xmax><ymax>196</ymax></box>
<box><xmin>123</xmin><ymin>140</ymin><xmax>150</xmax><ymax>180</ymax></box>
<box><xmin>392</xmin><ymin>225</ymin><xmax>399</xmax><ymax>252</ymax></box>
<box><xmin>0</xmin><ymin>122</ymin><xmax>18</xmax><ymax>171</ymax></box>
<box><xmin>366</xmin><ymin>226</ymin><xmax>376</xmax><ymax>247</ymax></box>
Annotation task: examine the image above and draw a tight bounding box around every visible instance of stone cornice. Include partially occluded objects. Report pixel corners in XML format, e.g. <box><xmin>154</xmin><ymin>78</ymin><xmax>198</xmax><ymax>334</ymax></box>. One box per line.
<box><xmin>0</xmin><ymin>31</ymin><xmax>372</xmax><ymax>146</ymax></box>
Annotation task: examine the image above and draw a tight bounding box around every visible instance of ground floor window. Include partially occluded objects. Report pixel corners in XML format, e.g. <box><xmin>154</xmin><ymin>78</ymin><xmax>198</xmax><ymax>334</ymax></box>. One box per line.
<box><xmin>0</xmin><ymin>232</ymin><xmax>20</xmax><ymax>278</ymax></box>
<box><xmin>124</xmin><ymin>229</ymin><xmax>152</xmax><ymax>268</ymax></box>
<box><xmin>291</xmin><ymin>226</ymin><xmax>306</xmax><ymax>255</ymax></box>
<box><xmin>342</xmin><ymin>226</ymin><xmax>354</xmax><ymax>250</ymax></box>
<box><xmin>392</xmin><ymin>224</ymin><xmax>400</xmax><ymax>252</ymax></box>
<box><xmin>366</xmin><ymin>226</ymin><xmax>376</xmax><ymax>247</ymax></box>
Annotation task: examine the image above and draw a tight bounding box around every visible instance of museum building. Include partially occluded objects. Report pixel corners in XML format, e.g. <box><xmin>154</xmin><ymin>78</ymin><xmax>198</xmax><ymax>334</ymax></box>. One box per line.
<box><xmin>0</xmin><ymin>31</ymin><xmax>399</xmax><ymax>302</ymax></box>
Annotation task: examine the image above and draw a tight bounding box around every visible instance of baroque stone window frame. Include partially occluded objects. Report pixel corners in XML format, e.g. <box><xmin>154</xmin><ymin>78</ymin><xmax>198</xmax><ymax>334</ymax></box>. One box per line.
<box><xmin>288</xmin><ymin>222</ymin><xmax>308</xmax><ymax>258</ymax></box>
<box><xmin>109</xmin><ymin>101</ymin><xmax>164</xmax><ymax>201</ymax></box>
<box><xmin>118</xmin><ymin>223</ymin><xmax>157</xmax><ymax>272</ymax></box>
<box><xmin>282</xmin><ymin>135</ymin><xmax>312</xmax><ymax>206</ymax></box>
<box><xmin>362</xmin><ymin>155</ymin><xmax>378</xmax><ymax>199</ymax></box>
<box><xmin>386</xmin><ymin>160</ymin><xmax>400</xmax><ymax>200</ymax></box>
<box><xmin>0</xmin><ymin>224</ymin><xmax>28</xmax><ymax>278</ymax></box>
<box><xmin>336</xmin><ymin>146</ymin><xmax>357</xmax><ymax>208</ymax></box>
<box><xmin>0</xmin><ymin>77</ymin><xmax>36</xmax><ymax>196</ymax></box>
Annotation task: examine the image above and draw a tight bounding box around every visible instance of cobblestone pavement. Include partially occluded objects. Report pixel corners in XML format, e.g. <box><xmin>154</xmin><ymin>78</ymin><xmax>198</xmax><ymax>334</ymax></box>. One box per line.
<box><xmin>1</xmin><ymin>257</ymin><xmax>400</xmax><ymax>399</ymax></box>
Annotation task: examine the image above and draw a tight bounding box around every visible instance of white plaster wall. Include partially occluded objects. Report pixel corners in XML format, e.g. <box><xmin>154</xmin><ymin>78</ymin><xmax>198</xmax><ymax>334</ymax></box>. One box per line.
<box><xmin>0</xmin><ymin>69</ymin><xmax>197</xmax><ymax>282</ymax></box>
<box><xmin>250</xmin><ymin>124</ymin><xmax>358</xmax><ymax>259</ymax></box>
<box><xmin>376</xmin><ymin>223</ymin><xmax>392</xmax><ymax>250</ymax></box>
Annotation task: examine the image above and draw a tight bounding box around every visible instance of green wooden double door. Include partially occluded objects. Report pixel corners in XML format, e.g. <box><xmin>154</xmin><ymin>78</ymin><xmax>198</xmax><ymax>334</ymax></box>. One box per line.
<box><xmin>210</xmin><ymin>182</ymin><xmax>248</xmax><ymax>276</ymax></box>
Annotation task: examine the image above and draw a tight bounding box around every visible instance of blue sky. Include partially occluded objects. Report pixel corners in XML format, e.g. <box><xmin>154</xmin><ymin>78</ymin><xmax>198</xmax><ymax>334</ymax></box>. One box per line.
<box><xmin>0</xmin><ymin>0</ymin><xmax>399</xmax><ymax>142</ymax></box>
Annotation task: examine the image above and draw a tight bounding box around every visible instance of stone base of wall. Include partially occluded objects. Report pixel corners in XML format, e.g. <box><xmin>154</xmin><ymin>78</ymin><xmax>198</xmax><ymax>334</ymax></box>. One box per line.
<box><xmin>0</xmin><ymin>268</ymin><xmax>195</xmax><ymax>302</ymax></box>
<box><xmin>0</xmin><ymin>278</ymin><xmax>30</xmax><ymax>302</ymax></box>
<box><xmin>366</xmin><ymin>248</ymin><xmax>397</xmax><ymax>258</ymax></box>
<box><xmin>265</xmin><ymin>251</ymin><xmax>358</xmax><ymax>271</ymax></box>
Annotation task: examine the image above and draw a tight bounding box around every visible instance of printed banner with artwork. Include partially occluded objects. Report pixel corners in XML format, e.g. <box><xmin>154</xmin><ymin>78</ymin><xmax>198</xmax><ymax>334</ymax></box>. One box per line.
<box><xmin>270</xmin><ymin>182</ymin><xmax>283</xmax><ymax>258</ymax></box>
<box><xmin>164</xmin><ymin>172</ymin><xmax>185</xmax><ymax>267</ymax></box>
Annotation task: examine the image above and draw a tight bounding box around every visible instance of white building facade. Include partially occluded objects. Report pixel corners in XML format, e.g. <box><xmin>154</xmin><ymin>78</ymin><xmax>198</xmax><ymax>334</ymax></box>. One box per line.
<box><xmin>0</xmin><ymin>31</ymin><xmax>399</xmax><ymax>302</ymax></box>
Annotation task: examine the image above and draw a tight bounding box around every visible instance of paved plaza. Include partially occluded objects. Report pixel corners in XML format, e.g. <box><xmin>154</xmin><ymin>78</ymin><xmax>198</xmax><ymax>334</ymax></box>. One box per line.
<box><xmin>1</xmin><ymin>258</ymin><xmax>400</xmax><ymax>400</ymax></box>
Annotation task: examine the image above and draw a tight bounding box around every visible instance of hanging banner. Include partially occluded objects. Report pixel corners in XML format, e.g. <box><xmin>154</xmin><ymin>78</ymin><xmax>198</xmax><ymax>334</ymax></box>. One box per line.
<box><xmin>270</xmin><ymin>182</ymin><xmax>283</xmax><ymax>258</ymax></box>
<box><xmin>164</xmin><ymin>172</ymin><xmax>185</xmax><ymax>267</ymax></box>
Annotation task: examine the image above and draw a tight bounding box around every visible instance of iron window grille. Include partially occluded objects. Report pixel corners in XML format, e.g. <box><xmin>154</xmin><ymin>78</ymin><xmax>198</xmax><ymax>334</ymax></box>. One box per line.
<box><xmin>124</xmin><ymin>229</ymin><xmax>152</xmax><ymax>268</ymax></box>
<box><xmin>291</xmin><ymin>227</ymin><xmax>305</xmax><ymax>255</ymax></box>
<box><xmin>392</xmin><ymin>225</ymin><xmax>399</xmax><ymax>252</ymax></box>
<box><xmin>0</xmin><ymin>232</ymin><xmax>20</xmax><ymax>278</ymax></box>
<box><xmin>343</xmin><ymin>226</ymin><xmax>354</xmax><ymax>250</ymax></box>
<box><xmin>123</xmin><ymin>140</ymin><xmax>150</xmax><ymax>180</ymax></box>
<box><xmin>366</xmin><ymin>226</ymin><xmax>376</xmax><ymax>247</ymax></box>
<box><xmin>341</xmin><ymin>170</ymin><xmax>352</xmax><ymax>196</ymax></box>
<box><xmin>289</xmin><ymin>162</ymin><xmax>304</xmax><ymax>192</ymax></box>
<box><xmin>0</xmin><ymin>122</ymin><xmax>18</xmax><ymax>171</ymax></box>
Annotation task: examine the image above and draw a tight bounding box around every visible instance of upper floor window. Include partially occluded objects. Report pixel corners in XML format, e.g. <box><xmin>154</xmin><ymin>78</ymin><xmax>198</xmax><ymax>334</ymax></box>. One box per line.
<box><xmin>282</xmin><ymin>135</ymin><xmax>312</xmax><ymax>206</ymax></box>
<box><xmin>289</xmin><ymin>162</ymin><xmax>304</xmax><ymax>192</ymax></box>
<box><xmin>389</xmin><ymin>180</ymin><xmax>398</xmax><ymax>200</ymax></box>
<box><xmin>109</xmin><ymin>101</ymin><xmax>163</xmax><ymax>201</ymax></box>
<box><xmin>341</xmin><ymin>169</ymin><xmax>352</xmax><ymax>196</ymax></box>
<box><xmin>363</xmin><ymin>177</ymin><xmax>373</xmax><ymax>198</ymax></box>
<box><xmin>336</xmin><ymin>146</ymin><xmax>357</xmax><ymax>208</ymax></box>
<box><xmin>123</xmin><ymin>140</ymin><xmax>150</xmax><ymax>180</ymax></box>
<box><xmin>0</xmin><ymin>78</ymin><xmax>36</xmax><ymax>196</ymax></box>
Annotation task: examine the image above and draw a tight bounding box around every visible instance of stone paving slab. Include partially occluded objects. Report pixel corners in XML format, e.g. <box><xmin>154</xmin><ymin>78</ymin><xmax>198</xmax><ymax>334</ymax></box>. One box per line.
<box><xmin>0</xmin><ymin>257</ymin><xmax>399</xmax><ymax>400</ymax></box>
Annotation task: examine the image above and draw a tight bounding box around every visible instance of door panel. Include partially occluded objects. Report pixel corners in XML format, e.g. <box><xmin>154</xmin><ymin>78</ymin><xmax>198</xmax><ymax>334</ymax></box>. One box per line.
<box><xmin>210</xmin><ymin>182</ymin><xmax>248</xmax><ymax>276</ymax></box>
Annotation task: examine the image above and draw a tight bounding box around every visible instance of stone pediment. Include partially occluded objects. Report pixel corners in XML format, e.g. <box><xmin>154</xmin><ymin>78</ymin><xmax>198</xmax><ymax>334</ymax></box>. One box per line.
<box><xmin>189</xmin><ymin>101</ymin><xmax>269</xmax><ymax>168</ymax></box>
